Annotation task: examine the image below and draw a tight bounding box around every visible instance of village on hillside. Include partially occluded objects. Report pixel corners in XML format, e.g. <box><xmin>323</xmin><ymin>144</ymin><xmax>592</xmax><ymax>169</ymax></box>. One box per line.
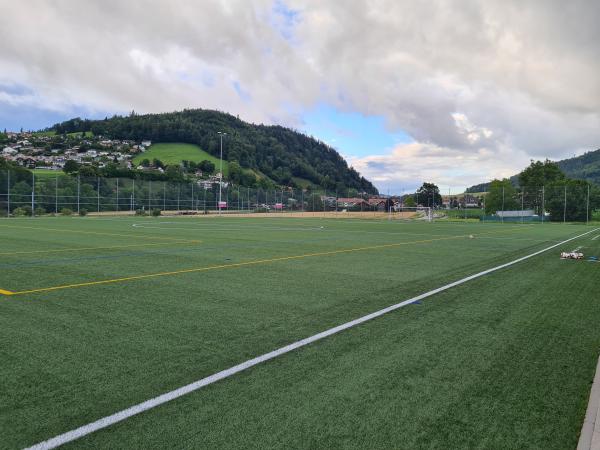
<box><xmin>1</xmin><ymin>131</ymin><xmax>147</xmax><ymax>171</ymax></box>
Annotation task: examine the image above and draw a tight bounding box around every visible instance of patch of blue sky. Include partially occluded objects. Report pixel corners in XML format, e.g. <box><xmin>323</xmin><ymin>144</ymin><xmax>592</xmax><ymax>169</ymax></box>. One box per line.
<box><xmin>176</xmin><ymin>68</ymin><xmax>215</xmax><ymax>88</ymax></box>
<box><xmin>271</xmin><ymin>0</ymin><xmax>300</xmax><ymax>43</ymax></box>
<box><xmin>0</xmin><ymin>82</ymin><xmax>35</xmax><ymax>96</ymax></box>
<box><xmin>300</xmin><ymin>103</ymin><xmax>413</xmax><ymax>158</ymax></box>
<box><xmin>232</xmin><ymin>81</ymin><xmax>251</xmax><ymax>102</ymax></box>
<box><xmin>0</xmin><ymin>102</ymin><xmax>115</xmax><ymax>132</ymax></box>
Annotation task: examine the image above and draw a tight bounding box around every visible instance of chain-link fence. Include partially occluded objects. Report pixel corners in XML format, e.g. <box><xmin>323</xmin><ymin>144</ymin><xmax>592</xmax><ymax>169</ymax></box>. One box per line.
<box><xmin>0</xmin><ymin>170</ymin><xmax>402</xmax><ymax>218</ymax></box>
<box><xmin>1</xmin><ymin>170</ymin><xmax>597</xmax><ymax>222</ymax></box>
<box><xmin>443</xmin><ymin>184</ymin><xmax>598</xmax><ymax>223</ymax></box>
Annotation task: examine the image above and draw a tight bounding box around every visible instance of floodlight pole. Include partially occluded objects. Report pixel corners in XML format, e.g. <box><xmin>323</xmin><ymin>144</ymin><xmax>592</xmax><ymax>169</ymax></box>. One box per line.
<box><xmin>217</xmin><ymin>131</ymin><xmax>227</xmax><ymax>214</ymax></box>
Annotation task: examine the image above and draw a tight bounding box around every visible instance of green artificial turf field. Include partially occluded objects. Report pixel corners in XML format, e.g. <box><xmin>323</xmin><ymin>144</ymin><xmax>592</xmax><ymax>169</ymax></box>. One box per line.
<box><xmin>1</xmin><ymin>217</ymin><xmax>599</xmax><ymax>449</ymax></box>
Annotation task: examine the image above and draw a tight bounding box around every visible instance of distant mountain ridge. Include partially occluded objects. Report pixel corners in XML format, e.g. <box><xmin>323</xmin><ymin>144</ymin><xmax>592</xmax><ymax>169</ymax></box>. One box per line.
<box><xmin>49</xmin><ymin>109</ymin><xmax>378</xmax><ymax>194</ymax></box>
<box><xmin>466</xmin><ymin>148</ymin><xmax>600</xmax><ymax>192</ymax></box>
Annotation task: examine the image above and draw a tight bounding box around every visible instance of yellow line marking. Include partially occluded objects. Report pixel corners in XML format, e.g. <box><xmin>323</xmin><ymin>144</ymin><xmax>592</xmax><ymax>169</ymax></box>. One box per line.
<box><xmin>4</xmin><ymin>228</ymin><xmax>531</xmax><ymax>296</ymax></box>
<box><xmin>0</xmin><ymin>289</ymin><xmax>14</xmax><ymax>296</ymax></box>
<box><xmin>0</xmin><ymin>224</ymin><xmax>193</xmax><ymax>242</ymax></box>
<box><xmin>0</xmin><ymin>240</ymin><xmax>201</xmax><ymax>256</ymax></box>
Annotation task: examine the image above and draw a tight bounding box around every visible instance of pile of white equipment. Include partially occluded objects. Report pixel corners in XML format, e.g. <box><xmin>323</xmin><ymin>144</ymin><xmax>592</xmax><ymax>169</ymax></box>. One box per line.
<box><xmin>560</xmin><ymin>251</ymin><xmax>584</xmax><ymax>260</ymax></box>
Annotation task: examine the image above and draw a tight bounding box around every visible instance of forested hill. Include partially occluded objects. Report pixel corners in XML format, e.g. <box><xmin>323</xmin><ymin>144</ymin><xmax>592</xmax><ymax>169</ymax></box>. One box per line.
<box><xmin>49</xmin><ymin>109</ymin><xmax>378</xmax><ymax>193</ymax></box>
<box><xmin>556</xmin><ymin>148</ymin><xmax>600</xmax><ymax>185</ymax></box>
<box><xmin>466</xmin><ymin>148</ymin><xmax>600</xmax><ymax>192</ymax></box>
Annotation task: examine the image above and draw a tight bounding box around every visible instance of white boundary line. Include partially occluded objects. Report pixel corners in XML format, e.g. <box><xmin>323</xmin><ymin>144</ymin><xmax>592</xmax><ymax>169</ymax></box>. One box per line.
<box><xmin>25</xmin><ymin>228</ymin><xmax>598</xmax><ymax>450</ymax></box>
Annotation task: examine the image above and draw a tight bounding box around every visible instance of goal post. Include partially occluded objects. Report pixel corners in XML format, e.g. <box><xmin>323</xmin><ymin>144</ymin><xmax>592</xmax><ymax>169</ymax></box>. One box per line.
<box><xmin>388</xmin><ymin>206</ymin><xmax>433</xmax><ymax>222</ymax></box>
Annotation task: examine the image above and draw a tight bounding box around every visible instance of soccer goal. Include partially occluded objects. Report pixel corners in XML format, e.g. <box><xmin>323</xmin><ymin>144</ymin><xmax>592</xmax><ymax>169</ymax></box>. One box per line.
<box><xmin>388</xmin><ymin>206</ymin><xmax>433</xmax><ymax>222</ymax></box>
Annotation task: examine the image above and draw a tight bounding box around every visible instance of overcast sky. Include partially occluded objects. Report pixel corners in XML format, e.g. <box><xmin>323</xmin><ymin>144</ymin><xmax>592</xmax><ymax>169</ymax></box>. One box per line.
<box><xmin>1</xmin><ymin>0</ymin><xmax>598</xmax><ymax>192</ymax></box>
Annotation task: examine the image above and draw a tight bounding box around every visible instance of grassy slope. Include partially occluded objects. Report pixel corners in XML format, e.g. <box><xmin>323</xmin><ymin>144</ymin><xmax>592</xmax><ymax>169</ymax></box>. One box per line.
<box><xmin>291</xmin><ymin>176</ymin><xmax>315</xmax><ymax>189</ymax></box>
<box><xmin>0</xmin><ymin>218</ymin><xmax>598</xmax><ymax>449</ymax></box>
<box><xmin>32</xmin><ymin>168</ymin><xmax>65</xmax><ymax>179</ymax></box>
<box><xmin>133</xmin><ymin>143</ymin><xmax>229</xmax><ymax>176</ymax></box>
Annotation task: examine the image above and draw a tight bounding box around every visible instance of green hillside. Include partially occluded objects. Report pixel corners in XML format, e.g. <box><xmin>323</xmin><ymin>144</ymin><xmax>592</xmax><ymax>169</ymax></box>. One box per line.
<box><xmin>133</xmin><ymin>143</ymin><xmax>229</xmax><ymax>176</ymax></box>
<box><xmin>556</xmin><ymin>148</ymin><xmax>600</xmax><ymax>184</ymax></box>
<box><xmin>49</xmin><ymin>109</ymin><xmax>378</xmax><ymax>193</ymax></box>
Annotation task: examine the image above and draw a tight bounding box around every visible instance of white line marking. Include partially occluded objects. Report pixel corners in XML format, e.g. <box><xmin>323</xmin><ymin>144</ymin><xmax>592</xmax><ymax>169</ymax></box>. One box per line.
<box><xmin>24</xmin><ymin>228</ymin><xmax>598</xmax><ymax>450</ymax></box>
<box><xmin>592</xmin><ymin>234</ymin><xmax>600</xmax><ymax>240</ymax></box>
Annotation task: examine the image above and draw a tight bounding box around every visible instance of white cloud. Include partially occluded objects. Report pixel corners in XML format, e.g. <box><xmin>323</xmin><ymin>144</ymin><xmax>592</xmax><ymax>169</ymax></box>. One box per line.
<box><xmin>349</xmin><ymin>141</ymin><xmax>526</xmax><ymax>192</ymax></box>
<box><xmin>0</xmin><ymin>0</ymin><xmax>598</xmax><ymax>189</ymax></box>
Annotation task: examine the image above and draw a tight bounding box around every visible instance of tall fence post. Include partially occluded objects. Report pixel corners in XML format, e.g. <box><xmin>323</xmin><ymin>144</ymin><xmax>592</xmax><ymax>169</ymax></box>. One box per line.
<box><xmin>116</xmin><ymin>178</ymin><xmax>119</xmax><ymax>212</ymax></box>
<box><xmin>77</xmin><ymin>174</ymin><xmax>80</xmax><ymax>214</ymax></box>
<box><xmin>521</xmin><ymin>188</ymin><xmax>524</xmax><ymax>224</ymax></box>
<box><xmin>482</xmin><ymin>191</ymin><xmax>485</xmax><ymax>223</ymax></box>
<box><xmin>55</xmin><ymin>174</ymin><xmax>58</xmax><ymax>214</ymax></box>
<box><xmin>97</xmin><ymin>176</ymin><xmax>100</xmax><ymax>213</ymax></box>
<box><xmin>563</xmin><ymin>184</ymin><xmax>567</xmax><ymax>224</ymax></box>
<box><xmin>586</xmin><ymin>183</ymin><xmax>590</xmax><ymax>225</ymax></box>
<box><xmin>6</xmin><ymin>170</ymin><xmax>9</xmax><ymax>217</ymax></box>
<box><xmin>501</xmin><ymin>186</ymin><xmax>505</xmax><ymax>224</ymax></box>
<box><xmin>132</xmin><ymin>179</ymin><xmax>135</xmax><ymax>212</ymax></box>
<box><xmin>31</xmin><ymin>171</ymin><xmax>35</xmax><ymax>217</ymax></box>
<box><xmin>541</xmin><ymin>186</ymin><xmax>545</xmax><ymax>223</ymax></box>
